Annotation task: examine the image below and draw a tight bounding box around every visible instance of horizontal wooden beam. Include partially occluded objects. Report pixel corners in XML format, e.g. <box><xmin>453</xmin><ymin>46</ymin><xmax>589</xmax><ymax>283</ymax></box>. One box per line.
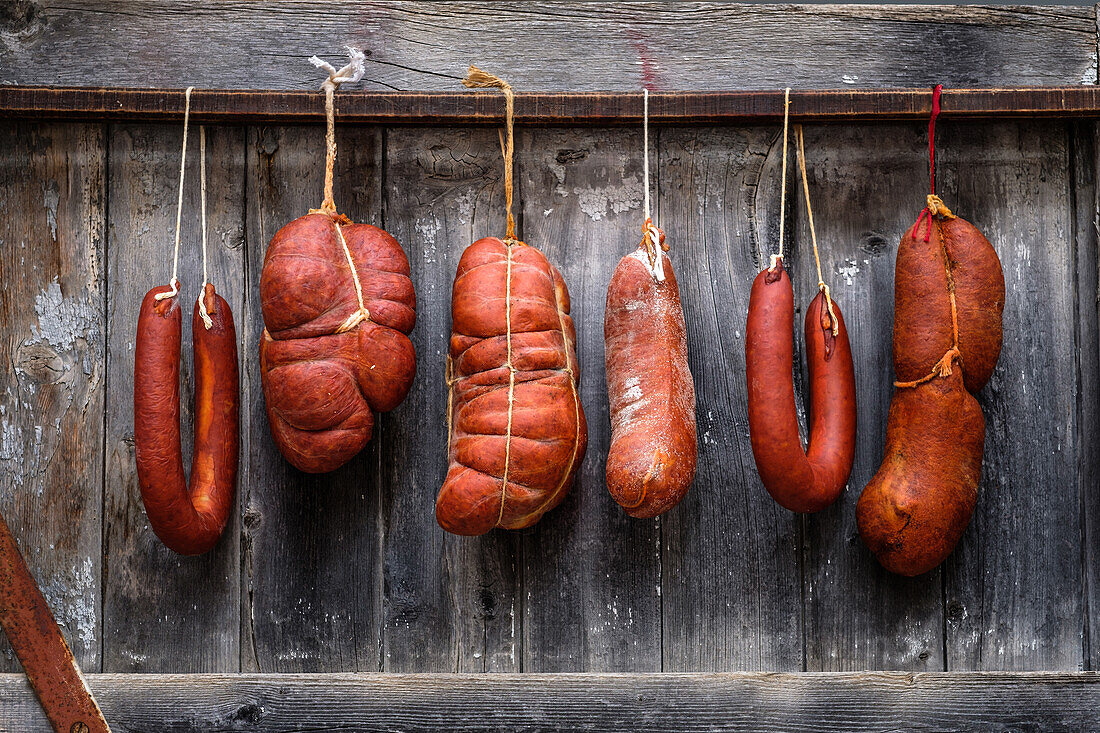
<box><xmin>3</xmin><ymin>86</ymin><xmax>1100</xmax><ymax>125</ymax></box>
<box><xmin>2</xmin><ymin>672</ymin><xmax>1098</xmax><ymax>731</ymax></box>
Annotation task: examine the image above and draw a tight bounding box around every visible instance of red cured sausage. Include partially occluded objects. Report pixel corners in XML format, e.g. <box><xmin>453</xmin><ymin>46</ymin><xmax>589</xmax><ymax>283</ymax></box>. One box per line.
<box><xmin>134</xmin><ymin>283</ymin><xmax>239</xmax><ymax>555</ymax></box>
<box><xmin>745</xmin><ymin>258</ymin><xmax>857</xmax><ymax>513</ymax></box>
<box><xmin>857</xmin><ymin>209</ymin><xmax>1004</xmax><ymax>576</ymax></box>
<box><xmin>259</xmin><ymin>210</ymin><xmax>416</xmax><ymax>473</ymax></box>
<box><xmin>604</xmin><ymin>246</ymin><xmax>697</xmax><ymax>518</ymax></box>
<box><xmin>436</xmin><ymin>237</ymin><xmax>587</xmax><ymax>535</ymax></box>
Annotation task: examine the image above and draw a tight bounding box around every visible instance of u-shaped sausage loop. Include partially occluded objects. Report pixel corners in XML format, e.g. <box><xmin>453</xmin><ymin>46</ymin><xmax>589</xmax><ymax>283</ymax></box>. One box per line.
<box><xmin>134</xmin><ymin>282</ymin><xmax>239</xmax><ymax>555</ymax></box>
<box><xmin>745</xmin><ymin>258</ymin><xmax>857</xmax><ymax>513</ymax></box>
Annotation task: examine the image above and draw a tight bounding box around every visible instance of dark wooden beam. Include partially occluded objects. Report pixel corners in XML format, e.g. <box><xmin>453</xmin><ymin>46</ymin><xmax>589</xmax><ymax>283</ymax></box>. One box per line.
<box><xmin>3</xmin><ymin>86</ymin><xmax>1100</xmax><ymax>125</ymax></box>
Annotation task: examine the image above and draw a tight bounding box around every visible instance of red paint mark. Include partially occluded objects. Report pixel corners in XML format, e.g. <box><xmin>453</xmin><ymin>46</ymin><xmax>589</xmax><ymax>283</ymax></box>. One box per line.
<box><xmin>627</xmin><ymin>29</ymin><xmax>660</xmax><ymax>90</ymax></box>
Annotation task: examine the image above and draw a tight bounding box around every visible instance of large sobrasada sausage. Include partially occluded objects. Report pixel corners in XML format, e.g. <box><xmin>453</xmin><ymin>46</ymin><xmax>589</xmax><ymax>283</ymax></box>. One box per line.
<box><xmin>436</xmin><ymin>237</ymin><xmax>587</xmax><ymax>535</ymax></box>
<box><xmin>259</xmin><ymin>210</ymin><xmax>416</xmax><ymax>473</ymax></box>
<box><xmin>857</xmin><ymin>197</ymin><xmax>1004</xmax><ymax>576</ymax></box>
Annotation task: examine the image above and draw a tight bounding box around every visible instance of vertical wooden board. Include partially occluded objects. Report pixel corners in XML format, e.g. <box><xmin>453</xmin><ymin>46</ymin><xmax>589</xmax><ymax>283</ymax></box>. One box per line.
<box><xmin>380</xmin><ymin>127</ymin><xmax>520</xmax><ymax>673</ymax></box>
<box><xmin>242</xmin><ymin>123</ymin><xmax>385</xmax><ymax>672</ymax></box>
<box><xmin>658</xmin><ymin>127</ymin><xmax>802</xmax><ymax>672</ymax></box>
<box><xmin>516</xmin><ymin>128</ymin><xmax>662</xmax><ymax>672</ymax></box>
<box><xmin>794</xmin><ymin>124</ymin><xmax>945</xmax><ymax>672</ymax></box>
<box><xmin>1079</xmin><ymin>121</ymin><xmax>1100</xmax><ymax>672</ymax></box>
<box><xmin>0</xmin><ymin>122</ymin><xmax>106</xmax><ymax>672</ymax></box>
<box><xmin>103</xmin><ymin>122</ymin><xmax>244</xmax><ymax>672</ymax></box>
<box><xmin>941</xmin><ymin>122</ymin><xmax>1084</xmax><ymax>671</ymax></box>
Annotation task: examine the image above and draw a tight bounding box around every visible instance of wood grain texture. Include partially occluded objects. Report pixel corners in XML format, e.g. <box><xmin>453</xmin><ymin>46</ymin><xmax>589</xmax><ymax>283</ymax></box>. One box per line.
<box><xmin>242</xmin><ymin>123</ymin><xmax>386</xmax><ymax>672</ymax></box>
<box><xmin>0</xmin><ymin>122</ymin><xmax>105</xmax><ymax>673</ymax></box>
<box><xmin>658</xmin><ymin>127</ymin><xmax>802</xmax><ymax>672</ymax></box>
<box><xmin>380</xmin><ymin>127</ymin><xmax>520</xmax><ymax>672</ymax></box>
<box><xmin>13</xmin><ymin>87</ymin><xmax>1100</xmax><ymax>125</ymax></box>
<box><xmin>794</xmin><ymin>124</ymin><xmax>945</xmax><ymax>672</ymax></box>
<box><xmin>1</xmin><ymin>3</ymin><xmax>1095</xmax><ymax>90</ymax></box>
<box><xmin>1078</xmin><ymin>121</ymin><xmax>1100</xmax><ymax>672</ymax></box>
<box><xmin>517</xmin><ymin>128</ymin><xmax>661</xmax><ymax>672</ymax></box>
<box><xmin>939</xmin><ymin>122</ymin><xmax>1085</xmax><ymax>671</ymax></box>
<box><xmin>2</xmin><ymin>671</ymin><xmax>1099</xmax><ymax>732</ymax></box>
<box><xmin>103</xmin><ymin>123</ymin><xmax>244</xmax><ymax>673</ymax></box>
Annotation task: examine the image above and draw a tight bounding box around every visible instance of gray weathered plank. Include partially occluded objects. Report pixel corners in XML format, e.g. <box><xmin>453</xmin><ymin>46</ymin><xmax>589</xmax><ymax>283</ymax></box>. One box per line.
<box><xmin>241</xmin><ymin>123</ymin><xmax>385</xmax><ymax>672</ymax></box>
<box><xmin>518</xmin><ymin>128</ymin><xmax>662</xmax><ymax>672</ymax></box>
<box><xmin>659</xmin><ymin>127</ymin><xmax>802</xmax><ymax>672</ymax></box>
<box><xmin>380</xmin><ymin>127</ymin><xmax>520</xmax><ymax>672</ymax></box>
<box><xmin>3</xmin><ymin>671</ymin><xmax>1099</xmax><ymax>732</ymax></box>
<box><xmin>1</xmin><ymin>3</ymin><xmax>1095</xmax><ymax>91</ymax></box>
<box><xmin>0</xmin><ymin>121</ymin><xmax>106</xmax><ymax>673</ymax></box>
<box><xmin>795</xmin><ymin>124</ymin><xmax>945</xmax><ymax>672</ymax></box>
<box><xmin>103</xmin><ymin>123</ymin><xmax>243</xmax><ymax>672</ymax></box>
<box><xmin>940</xmin><ymin>122</ymin><xmax>1085</xmax><ymax>671</ymax></box>
<box><xmin>1078</xmin><ymin>120</ymin><xmax>1100</xmax><ymax>672</ymax></box>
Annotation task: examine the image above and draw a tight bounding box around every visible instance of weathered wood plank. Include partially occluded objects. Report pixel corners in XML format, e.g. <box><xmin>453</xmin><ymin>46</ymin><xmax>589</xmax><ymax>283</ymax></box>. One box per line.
<box><xmin>13</xmin><ymin>87</ymin><xmax>1100</xmax><ymax>126</ymax></box>
<box><xmin>518</xmin><ymin>128</ymin><xmax>662</xmax><ymax>672</ymax></box>
<box><xmin>3</xmin><ymin>672</ymin><xmax>1099</xmax><ymax>732</ymax></box>
<box><xmin>241</xmin><ymin>123</ymin><xmax>385</xmax><ymax>672</ymax></box>
<box><xmin>2</xmin><ymin>3</ymin><xmax>1095</xmax><ymax>90</ymax></box>
<box><xmin>940</xmin><ymin>122</ymin><xmax>1085</xmax><ymax>671</ymax></box>
<box><xmin>0</xmin><ymin>122</ymin><xmax>106</xmax><ymax>673</ymax></box>
<box><xmin>380</xmin><ymin>127</ymin><xmax>520</xmax><ymax>672</ymax></box>
<box><xmin>103</xmin><ymin>123</ymin><xmax>243</xmax><ymax>672</ymax></box>
<box><xmin>1079</xmin><ymin>120</ymin><xmax>1100</xmax><ymax>672</ymax></box>
<box><xmin>795</xmin><ymin>124</ymin><xmax>945</xmax><ymax>671</ymax></box>
<box><xmin>659</xmin><ymin>127</ymin><xmax>802</xmax><ymax>671</ymax></box>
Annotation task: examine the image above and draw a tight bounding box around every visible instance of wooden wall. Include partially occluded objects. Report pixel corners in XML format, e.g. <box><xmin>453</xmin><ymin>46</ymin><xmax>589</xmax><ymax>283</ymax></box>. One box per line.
<box><xmin>0</xmin><ymin>2</ymin><xmax>1098</xmax><ymax>679</ymax></box>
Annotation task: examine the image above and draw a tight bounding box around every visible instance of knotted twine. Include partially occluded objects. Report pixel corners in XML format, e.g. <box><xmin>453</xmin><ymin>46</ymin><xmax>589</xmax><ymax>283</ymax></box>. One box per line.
<box><xmin>640</xmin><ymin>88</ymin><xmax>668</xmax><ymax>282</ymax></box>
<box><xmin>794</xmin><ymin>124</ymin><xmax>838</xmax><ymax>337</ymax></box>
<box><xmin>307</xmin><ymin>48</ymin><xmax>371</xmax><ymax>334</ymax></box>
<box><xmin>153</xmin><ymin>88</ymin><xmax>215</xmax><ymax>330</ymax></box>
<box><xmin>155</xmin><ymin>86</ymin><xmax>194</xmax><ymax>304</ymax></box>
<box><xmin>894</xmin><ymin>84</ymin><xmax>962</xmax><ymax>389</ymax></box>
<box><xmin>462</xmin><ymin>66</ymin><xmax>518</xmax><ymax>244</ymax></box>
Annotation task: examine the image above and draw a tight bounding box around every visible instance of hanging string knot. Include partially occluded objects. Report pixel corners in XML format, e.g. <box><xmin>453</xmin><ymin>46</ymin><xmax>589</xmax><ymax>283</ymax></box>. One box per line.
<box><xmin>640</xmin><ymin>217</ymin><xmax>666</xmax><ymax>282</ymax></box>
<box><xmin>462</xmin><ymin>65</ymin><xmax>516</xmax><ymax>241</ymax></box>
<box><xmin>310</xmin><ymin>48</ymin><xmax>365</xmax><ymax>213</ymax></box>
<box><xmin>818</xmin><ymin>282</ymin><xmax>839</xmax><ymax>337</ymax></box>
<box><xmin>310</xmin><ymin>47</ymin><xmax>366</xmax><ymax>93</ymax></box>
<box><xmin>154</xmin><ymin>277</ymin><xmax>181</xmax><ymax>302</ymax></box>
<box><xmin>926</xmin><ymin>194</ymin><xmax>955</xmax><ymax>220</ymax></box>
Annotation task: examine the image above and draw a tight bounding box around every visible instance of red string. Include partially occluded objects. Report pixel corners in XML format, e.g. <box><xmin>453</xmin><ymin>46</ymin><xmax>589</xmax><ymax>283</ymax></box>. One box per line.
<box><xmin>912</xmin><ymin>84</ymin><xmax>943</xmax><ymax>243</ymax></box>
<box><xmin>928</xmin><ymin>84</ymin><xmax>942</xmax><ymax>197</ymax></box>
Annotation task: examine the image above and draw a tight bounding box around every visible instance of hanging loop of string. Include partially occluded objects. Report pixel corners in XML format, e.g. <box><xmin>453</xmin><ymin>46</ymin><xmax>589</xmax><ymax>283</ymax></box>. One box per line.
<box><xmin>197</xmin><ymin>126</ymin><xmax>214</xmax><ymax>330</ymax></box>
<box><xmin>155</xmin><ymin>86</ymin><xmax>194</xmax><ymax>302</ymax></box>
<box><xmin>912</xmin><ymin>85</ymin><xmax>956</xmax><ymax>242</ymax></box>
<box><xmin>309</xmin><ymin>47</ymin><xmax>366</xmax><ymax>214</ymax></box>
<box><xmin>794</xmin><ymin>125</ymin><xmax>838</xmax><ymax>336</ymax></box>
<box><xmin>895</xmin><ymin>83</ymin><xmax>962</xmax><ymax>388</ymax></box>
<box><xmin>770</xmin><ymin>87</ymin><xmax>792</xmax><ymax>272</ymax></box>
<box><xmin>639</xmin><ymin>88</ymin><xmax>667</xmax><ymax>282</ymax></box>
<box><xmin>463</xmin><ymin>66</ymin><xmax>518</xmax><ymax>243</ymax></box>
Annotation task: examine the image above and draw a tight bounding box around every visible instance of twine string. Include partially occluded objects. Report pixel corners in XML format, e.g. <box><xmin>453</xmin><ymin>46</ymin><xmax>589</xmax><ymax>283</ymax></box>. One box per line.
<box><xmin>462</xmin><ymin>66</ymin><xmax>516</xmax><ymax>242</ymax></box>
<box><xmin>772</xmin><ymin>87</ymin><xmax>791</xmax><ymax>268</ymax></box>
<box><xmin>640</xmin><ymin>88</ymin><xmax>666</xmax><ymax>282</ymax></box>
<box><xmin>197</xmin><ymin>125</ymin><xmax>213</xmax><ymax>329</ymax></box>
<box><xmin>309</xmin><ymin>48</ymin><xmax>366</xmax><ymax>213</ymax></box>
<box><xmin>155</xmin><ymin>86</ymin><xmax>194</xmax><ymax>302</ymax></box>
<box><xmin>794</xmin><ymin>125</ymin><xmax>838</xmax><ymax>336</ymax></box>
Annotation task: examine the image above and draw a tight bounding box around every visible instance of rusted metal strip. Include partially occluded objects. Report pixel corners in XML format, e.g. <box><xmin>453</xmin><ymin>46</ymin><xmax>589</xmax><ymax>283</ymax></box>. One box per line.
<box><xmin>0</xmin><ymin>86</ymin><xmax>1099</xmax><ymax>124</ymax></box>
<box><xmin>0</xmin><ymin>512</ymin><xmax>110</xmax><ymax>733</ymax></box>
